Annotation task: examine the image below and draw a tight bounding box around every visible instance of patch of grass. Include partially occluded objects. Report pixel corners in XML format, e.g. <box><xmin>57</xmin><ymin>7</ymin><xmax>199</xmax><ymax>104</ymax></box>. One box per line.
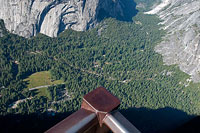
<box><xmin>37</xmin><ymin>87</ymin><xmax>49</xmax><ymax>98</ymax></box>
<box><xmin>24</xmin><ymin>71</ymin><xmax>63</xmax><ymax>89</ymax></box>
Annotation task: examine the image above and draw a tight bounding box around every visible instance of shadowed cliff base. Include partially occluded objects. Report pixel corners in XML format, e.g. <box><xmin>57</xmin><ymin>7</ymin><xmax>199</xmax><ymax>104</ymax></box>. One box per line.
<box><xmin>120</xmin><ymin>0</ymin><xmax>138</xmax><ymax>21</ymax></box>
<box><xmin>0</xmin><ymin>20</ymin><xmax>7</xmax><ymax>37</ymax></box>
<box><xmin>0</xmin><ymin>107</ymin><xmax>198</xmax><ymax>133</ymax></box>
<box><xmin>97</xmin><ymin>0</ymin><xmax>138</xmax><ymax>22</ymax></box>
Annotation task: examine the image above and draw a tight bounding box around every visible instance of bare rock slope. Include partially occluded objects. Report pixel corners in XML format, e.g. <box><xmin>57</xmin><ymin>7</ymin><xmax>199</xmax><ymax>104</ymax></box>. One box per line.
<box><xmin>147</xmin><ymin>0</ymin><xmax>200</xmax><ymax>82</ymax></box>
<box><xmin>0</xmin><ymin>0</ymin><xmax>124</xmax><ymax>38</ymax></box>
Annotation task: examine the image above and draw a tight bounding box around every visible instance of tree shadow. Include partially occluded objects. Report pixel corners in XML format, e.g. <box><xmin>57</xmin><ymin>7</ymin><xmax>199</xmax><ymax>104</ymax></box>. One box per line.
<box><xmin>119</xmin><ymin>107</ymin><xmax>197</xmax><ymax>133</ymax></box>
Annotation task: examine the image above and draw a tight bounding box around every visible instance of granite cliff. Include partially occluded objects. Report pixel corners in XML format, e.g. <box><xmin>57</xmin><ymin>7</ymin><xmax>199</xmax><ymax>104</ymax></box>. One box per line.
<box><xmin>146</xmin><ymin>0</ymin><xmax>200</xmax><ymax>82</ymax></box>
<box><xmin>0</xmin><ymin>0</ymin><xmax>125</xmax><ymax>38</ymax></box>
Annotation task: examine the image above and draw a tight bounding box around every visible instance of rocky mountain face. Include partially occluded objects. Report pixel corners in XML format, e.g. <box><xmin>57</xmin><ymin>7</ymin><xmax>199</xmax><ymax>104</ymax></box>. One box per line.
<box><xmin>0</xmin><ymin>0</ymin><xmax>124</xmax><ymax>38</ymax></box>
<box><xmin>146</xmin><ymin>0</ymin><xmax>200</xmax><ymax>82</ymax></box>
